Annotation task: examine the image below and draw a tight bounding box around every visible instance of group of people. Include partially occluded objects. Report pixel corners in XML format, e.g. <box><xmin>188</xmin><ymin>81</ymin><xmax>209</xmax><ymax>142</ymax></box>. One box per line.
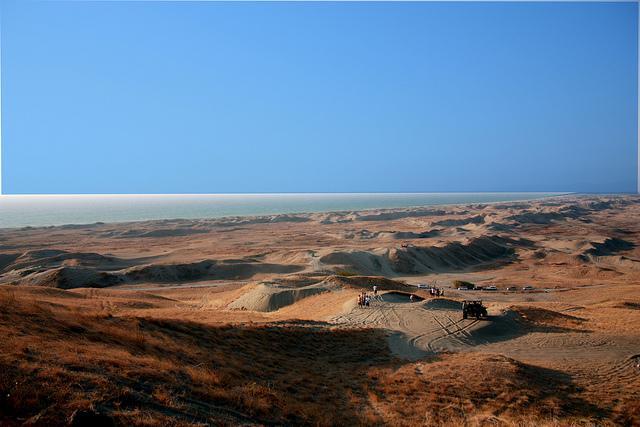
<box><xmin>429</xmin><ymin>287</ymin><xmax>444</xmax><ymax>297</ymax></box>
<box><xmin>357</xmin><ymin>292</ymin><xmax>372</xmax><ymax>308</ymax></box>
<box><xmin>357</xmin><ymin>285</ymin><xmax>379</xmax><ymax>308</ymax></box>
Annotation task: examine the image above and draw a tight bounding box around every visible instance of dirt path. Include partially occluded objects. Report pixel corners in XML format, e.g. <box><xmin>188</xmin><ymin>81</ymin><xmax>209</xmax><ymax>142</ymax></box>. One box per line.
<box><xmin>331</xmin><ymin>295</ymin><xmax>489</xmax><ymax>359</ymax></box>
<box><xmin>331</xmin><ymin>292</ymin><xmax>640</xmax><ymax>394</ymax></box>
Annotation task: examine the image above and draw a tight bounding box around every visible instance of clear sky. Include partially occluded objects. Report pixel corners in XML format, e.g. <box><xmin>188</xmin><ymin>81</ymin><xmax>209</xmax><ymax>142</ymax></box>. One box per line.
<box><xmin>1</xmin><ymin>1</ymin><xmax>637</xmax><ymax>194</ymax></box>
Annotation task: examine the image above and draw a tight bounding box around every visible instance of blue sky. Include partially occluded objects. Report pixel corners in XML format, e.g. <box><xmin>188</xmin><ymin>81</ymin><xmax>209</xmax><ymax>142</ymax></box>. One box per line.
<box><xmin>1</xmin><ymin>1</ymin><xmax>637</xmax><ymax>194</ymax></box>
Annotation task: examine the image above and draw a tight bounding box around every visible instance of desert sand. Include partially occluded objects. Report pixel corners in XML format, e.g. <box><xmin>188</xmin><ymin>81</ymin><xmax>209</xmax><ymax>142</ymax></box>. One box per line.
<box><xmin>1</xmin><ymin>194</ymin><xmax>639</xmax><ymax>426</ymax></box>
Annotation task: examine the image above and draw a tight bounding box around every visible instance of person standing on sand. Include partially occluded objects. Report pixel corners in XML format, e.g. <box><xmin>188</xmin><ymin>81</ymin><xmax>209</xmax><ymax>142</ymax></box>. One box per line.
<box><xmin>373</xmin><ymin>285</ymin><xmax>378</xmax><ymax>296</ymax></box>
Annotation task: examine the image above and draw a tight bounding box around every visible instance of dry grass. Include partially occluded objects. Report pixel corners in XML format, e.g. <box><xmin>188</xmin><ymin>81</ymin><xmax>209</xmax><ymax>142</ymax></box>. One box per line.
<box><xmin>366</xmin><ymin>353</ymin><xmax>625</xmax><ymax>427</ymax></box>
<box><xmin>0</xmin><ymin>289</ymin><xmax>390</xmax><ymax>425</ymax></box>
<box><xmin>0</xmin><ymin>287</ymin><xmax>635</xmax><ymax>426</ymax></box>
<box><xmin>511</xmin><ymin>306</ymin><xmax>588</xmax><ymax>332</ymax></box>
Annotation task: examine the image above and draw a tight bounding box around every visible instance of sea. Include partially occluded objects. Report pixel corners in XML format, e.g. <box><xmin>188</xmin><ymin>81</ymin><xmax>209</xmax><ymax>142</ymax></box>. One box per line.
<box><xmin>0</xmin><ymin>192</ymin><xmax>567</xmax><ymax>229</ymax></box>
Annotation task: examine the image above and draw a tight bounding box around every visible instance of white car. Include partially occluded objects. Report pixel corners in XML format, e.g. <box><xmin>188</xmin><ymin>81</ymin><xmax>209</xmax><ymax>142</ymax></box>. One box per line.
<box><xmin>417</xmin><ymin>284</ymin><xmax>430</xmax><ymax>289</ymax></box>
<box><xmin>485</xmin><ymin>285</ymin><xmax>498</xmax><ymax>291</ymax></box>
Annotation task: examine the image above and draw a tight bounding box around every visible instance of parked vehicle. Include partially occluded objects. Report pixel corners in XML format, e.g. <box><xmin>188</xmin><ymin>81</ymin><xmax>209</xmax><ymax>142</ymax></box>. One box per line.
<box><xmin>522</xmin><ymin>285</ymin><xmax>535</xmax><ymax>291</ymax></box>
<box><xmin>485</xmin><ymin>285</ymin><xmax>498</xmax><ymax>291</ymax></box>
<box><xmin>453</xmin><ymin>280</ymin><xmax>476</xmax><ymax>290</ymax></box>
<box><xmin>506</xmin><ymin>286</ymin><xmax>517</xmax><ymax>291</ymax></box>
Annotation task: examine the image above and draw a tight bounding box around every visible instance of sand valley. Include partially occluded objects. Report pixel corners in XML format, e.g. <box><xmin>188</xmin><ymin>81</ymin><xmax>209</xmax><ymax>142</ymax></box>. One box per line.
<box><xmin>1</xmin><ymin>194</ymin><xmax>639</xmax><ymax>426</ymax></box>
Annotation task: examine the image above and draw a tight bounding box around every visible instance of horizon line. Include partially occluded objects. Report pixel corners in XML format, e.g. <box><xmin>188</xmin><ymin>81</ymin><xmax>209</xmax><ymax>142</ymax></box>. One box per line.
<box><xmin>0</xmin><ymin>191</ymin><xmax>583</xmax><ymax>198</ymax></box>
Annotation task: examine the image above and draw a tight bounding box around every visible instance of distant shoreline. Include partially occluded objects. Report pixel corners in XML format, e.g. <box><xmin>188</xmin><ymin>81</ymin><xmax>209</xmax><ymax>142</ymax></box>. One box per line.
<box><xmin>0</xmin><ymin>192</ymin><xmax>575</xmax><ymax>230</ymax></box>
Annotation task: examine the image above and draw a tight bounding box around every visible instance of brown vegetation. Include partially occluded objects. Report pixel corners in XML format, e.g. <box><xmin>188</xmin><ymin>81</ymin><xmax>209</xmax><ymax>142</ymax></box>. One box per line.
<box><xmin>1</xmin><ymin>195</ymin><xmax>639</xmax><ymax>425</ymax></box>
<box><xmin>1</xmin><ymin>287</ymin><xmax>637</xmax><ymax>426</ymax></box>
<box><xmin>368</xmin><ymin>353</ymin><xmax>623</xmax><ymax>426</ymax></box>
<box><xmin>0</xmin><ymin>288</ymin><xmax>391</xmax><ymax>426</ymax></box>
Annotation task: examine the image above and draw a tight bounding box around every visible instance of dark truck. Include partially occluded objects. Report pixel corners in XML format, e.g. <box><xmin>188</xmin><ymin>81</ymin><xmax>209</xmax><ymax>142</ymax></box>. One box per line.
<box><xmin>462</xmin><ymin>300</ymin><xmax>488</xmax><ymax>320</ymax></box>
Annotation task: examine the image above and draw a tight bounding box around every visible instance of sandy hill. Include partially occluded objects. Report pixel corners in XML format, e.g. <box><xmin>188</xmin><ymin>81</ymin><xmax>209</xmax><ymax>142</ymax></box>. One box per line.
<box><xmin>1</xmin><ymin>195</ymin><xmax>639</xmax><ymax>425</ymax></box>
<box><xmin>2</xmin><ymin>286</ymin><xmax>638</xmax><ymax>426</ymax></box>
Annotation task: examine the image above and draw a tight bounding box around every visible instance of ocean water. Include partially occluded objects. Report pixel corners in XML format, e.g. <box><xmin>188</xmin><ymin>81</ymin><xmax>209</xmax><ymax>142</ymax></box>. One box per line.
<box><xmin>0</xmin><ymin>193</ymin><xmax>566</xmax><ymax>229</ymax></box>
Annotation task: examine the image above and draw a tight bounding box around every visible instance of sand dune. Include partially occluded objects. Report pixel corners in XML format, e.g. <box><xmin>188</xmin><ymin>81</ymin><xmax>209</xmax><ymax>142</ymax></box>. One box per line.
<box><xmin>319</xmin><ymin>235</ymin><xmax>523</xmax><ymax>275</ymax></box>
<box><xmin>1</xmin><ymin>195</ymin><xmax>639</xmax><ymax>425</ymax></box>
<box><xmin>506</xmin><ymin>211</ymin><xmax>567</xmax><ymax>225</ymax></box>
<box><xmin>0</xmin><ymin>253</ymin><xmax>304</xmax><ymax>288</ymax></box>
<box><xmin>11</xmin><ymin>266</ymin><xmax>122</xmax><ymax>289</ymax></box>
<box><xmin>512</xmin><ymin>306</ymin><xmax>587</xmax><ymax>331</ymax></box>
<box><xmin>2</xmin><ymin>249</ymin><xmax>129</xmax><ymax>273</ymax></box>
<box><xmin>342</xmin><ymin>228</ymin><xmax>440</xmax><ymax>240</ymax></box>
<box><xmin>485</xmin><ymin>221</ymin><xmax>517</xmax><ymax>232</ymax></box>
<box><xmin>227</xmin><ymin>282</ymin><xmax>336</xmax><ymax>312</ymax></box>
<box><xmin>0</xmin><ymin>253</ymin><xmax>20</xmax><ymax>271</ymax></box>
<box><xmin>105</xmin><ymin>228</ymin><xmax>211</xmax><ymax>238</ymax></box>
<box><xmin>3</xmin><ymin>195</ymin><xmax>637</xmax><ymax>290</ymax></box>
<box><xmin>226</xmin><ymin>275</ymin><xmax>422</xmax><ymax>312</ymax></box>
<box><xmin>432</xmin><ymin>214</ymin><xmax>485</xmax><ymax>227</ymax></box>
<box><xmin>385</xmin><ymin>229</ymin><xmax>440</xmax><ymax>239</ymax></box>
<box><xmin>123</xmin><ymin>259</ymin><xmax>303</xmax><ymax>283</ymax></box>
<box><xmin>354</xmin><ymin>208</ymin><xmax>449</xmax><ymax>222</ymax></box>
<box><xmin>583</xmin><ymin>237</ymin><xmax>635</xmax><ymax>257</ymax></box>
<box><xmin>212</xmin><ymin>214</ymin><xmax>310</xmax><ymax>227</ymax></box>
